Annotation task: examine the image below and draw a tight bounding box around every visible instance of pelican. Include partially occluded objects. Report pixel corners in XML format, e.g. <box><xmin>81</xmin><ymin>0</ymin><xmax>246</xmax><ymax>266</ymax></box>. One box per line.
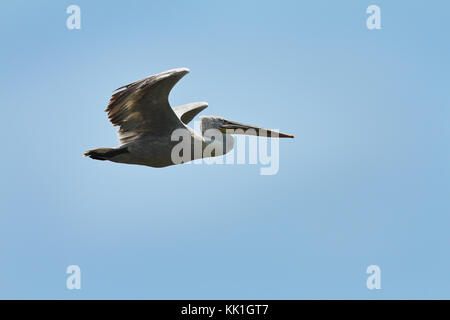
<box><xmin>84</xmin><ymin>68</ymin><xmax>294</xmax><ymax>167</ymax></box>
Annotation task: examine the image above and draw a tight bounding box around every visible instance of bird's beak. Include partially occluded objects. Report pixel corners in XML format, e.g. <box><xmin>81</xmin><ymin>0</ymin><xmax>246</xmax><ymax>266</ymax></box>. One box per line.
<box><xmin>219</xmin><ymin>119</ymin><xmax>294</xmax><ymax>138</ymax></box>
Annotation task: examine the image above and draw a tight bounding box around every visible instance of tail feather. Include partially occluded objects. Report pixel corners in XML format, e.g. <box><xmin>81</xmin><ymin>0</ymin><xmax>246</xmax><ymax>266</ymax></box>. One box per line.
<box><xmin>83</xmin><ymin>147</ymin><xmax>129</xmax><ymax>161</ymax></box>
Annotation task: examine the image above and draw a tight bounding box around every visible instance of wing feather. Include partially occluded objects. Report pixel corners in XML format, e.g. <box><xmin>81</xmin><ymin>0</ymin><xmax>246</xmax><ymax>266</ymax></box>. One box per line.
<box><xmin>105</xmin><ymin>68</ymin><xmax>189</xmax><ymax>144</ymax></box>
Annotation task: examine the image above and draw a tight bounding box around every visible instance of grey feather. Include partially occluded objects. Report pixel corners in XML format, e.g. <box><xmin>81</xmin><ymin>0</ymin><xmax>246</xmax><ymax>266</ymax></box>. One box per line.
<box><xmin>173</xmin><ymin>102</ymin><xmax>208</xmax><ymax>124</ymax></box>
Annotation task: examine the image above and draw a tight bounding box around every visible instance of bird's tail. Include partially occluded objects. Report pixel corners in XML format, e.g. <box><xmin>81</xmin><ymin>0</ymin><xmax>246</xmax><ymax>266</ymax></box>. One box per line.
<box><xmin>83</xmin><ymin>147</ymin><xmax>128</xmax><ymax>161</ymax></box>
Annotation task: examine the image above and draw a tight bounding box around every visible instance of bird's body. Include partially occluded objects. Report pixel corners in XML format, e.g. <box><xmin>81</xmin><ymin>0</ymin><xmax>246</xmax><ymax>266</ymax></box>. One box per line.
<box><xmin>95</xmin><ymin>129</ymin><xmax>202</xmax><ymax>168</ymax></box>
<box><xmin>84</xmin><ymin>68</ymin><xmax>293</xmax><ymax>168</ymax></box>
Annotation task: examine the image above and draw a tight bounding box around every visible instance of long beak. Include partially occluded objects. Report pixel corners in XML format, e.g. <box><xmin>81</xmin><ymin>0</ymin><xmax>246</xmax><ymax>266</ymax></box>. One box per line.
<box><xmin>219</xmin><ymin>119</ymin><xmax>294</xmax><ymax>138</ymax></box>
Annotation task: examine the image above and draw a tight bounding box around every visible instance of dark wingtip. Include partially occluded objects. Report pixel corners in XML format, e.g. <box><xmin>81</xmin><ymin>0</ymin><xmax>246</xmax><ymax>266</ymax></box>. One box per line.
<box><xmin>84</xmin><ymin>150</ymin><xmax>106</xmax><ymax>161</ymax></box>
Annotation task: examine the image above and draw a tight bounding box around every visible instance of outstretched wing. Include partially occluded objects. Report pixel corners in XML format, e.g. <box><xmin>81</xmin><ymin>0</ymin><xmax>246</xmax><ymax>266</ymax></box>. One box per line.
<box><xmin>106</xmin><ymin>68</ymin><xmax>189</xmax><ymax>144</ymax></box>
<box><xmin>173</xmin><ymin>102</ymin><xmax>208</xmax><ymax>124</ymax></box>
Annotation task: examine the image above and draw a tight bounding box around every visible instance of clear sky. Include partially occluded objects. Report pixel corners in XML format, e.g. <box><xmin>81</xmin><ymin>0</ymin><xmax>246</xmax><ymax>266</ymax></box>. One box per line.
<box><xmin>0</xmin><ymin>0</ymin><xmax>449</xmax><ymax>299</ymax></box>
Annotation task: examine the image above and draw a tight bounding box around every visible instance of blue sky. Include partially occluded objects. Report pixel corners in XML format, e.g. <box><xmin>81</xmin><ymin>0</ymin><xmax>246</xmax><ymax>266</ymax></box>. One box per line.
<box><xmin>0</xmin><ymin>0</ymin><xmax>449</xmax><ymax>299</ymax></box>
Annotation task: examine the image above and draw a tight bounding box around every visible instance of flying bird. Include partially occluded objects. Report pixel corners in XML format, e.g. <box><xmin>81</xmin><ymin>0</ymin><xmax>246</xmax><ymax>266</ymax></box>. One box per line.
<box><xmin>84</xmin><ymin>68</ymin><xmax>293</xmax><ymax>168</ymax></box>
